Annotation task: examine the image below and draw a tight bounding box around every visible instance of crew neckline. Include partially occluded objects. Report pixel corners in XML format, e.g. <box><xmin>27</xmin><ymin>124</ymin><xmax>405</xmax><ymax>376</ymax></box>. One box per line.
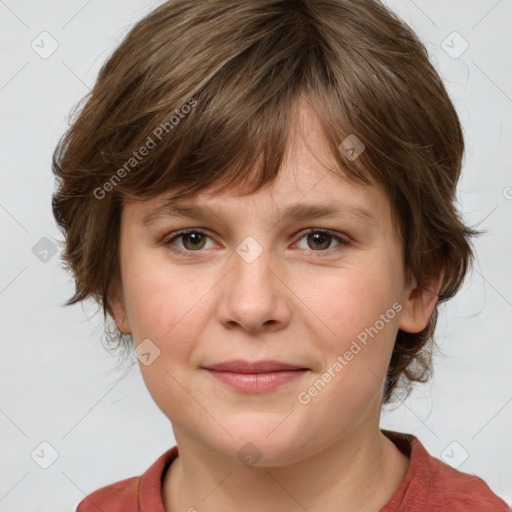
<box><xmin>138</xmin><ymin>429</ymin><xmax>423</xmax><ymax>511</ymax></box>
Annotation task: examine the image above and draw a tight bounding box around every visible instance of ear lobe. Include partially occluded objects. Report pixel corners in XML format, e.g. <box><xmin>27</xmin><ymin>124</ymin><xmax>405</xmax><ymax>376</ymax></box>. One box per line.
<box><xmin>399</xmin><ymin>268</ymin><xmax>444</xmax><ymax>334</ymax></box>
<box><xmin>107</xmin><ymin>283</ymin><xmax>131</xmax><ymax>335</ymax></box>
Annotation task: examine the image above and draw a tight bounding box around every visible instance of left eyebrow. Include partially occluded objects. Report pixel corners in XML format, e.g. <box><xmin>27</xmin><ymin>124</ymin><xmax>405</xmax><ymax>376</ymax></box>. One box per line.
<box><xmin>275</xmin><ymin>202</ymin><xmax>376</xmax><ymax>224</ymax></box>
<box><xmin>141</xmin><ymin>199</ymin><xmax>377</xmax><ymax>228</ymax></box>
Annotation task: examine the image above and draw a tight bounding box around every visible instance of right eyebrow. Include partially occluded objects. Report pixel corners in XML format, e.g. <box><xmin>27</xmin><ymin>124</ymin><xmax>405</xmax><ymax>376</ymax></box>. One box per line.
<box><xmin>141</xmin><ymin>202</ymin><xmax>212</xmax><ymax>227</ymax></box>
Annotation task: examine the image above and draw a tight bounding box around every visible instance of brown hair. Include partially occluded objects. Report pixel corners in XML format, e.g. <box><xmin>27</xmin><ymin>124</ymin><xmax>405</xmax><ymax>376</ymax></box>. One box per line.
<box><xmin>51</xmin><ymin>0</ymin><xmax>479</xmax><ymax>404</ymax></box>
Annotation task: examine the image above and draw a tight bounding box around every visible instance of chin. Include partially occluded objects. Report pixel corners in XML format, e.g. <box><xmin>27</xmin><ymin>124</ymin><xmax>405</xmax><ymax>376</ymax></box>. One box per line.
<box><xmin>204</xmin><ymin>420</ymin><xmax>309</xmax><ymax>468</ymax></box>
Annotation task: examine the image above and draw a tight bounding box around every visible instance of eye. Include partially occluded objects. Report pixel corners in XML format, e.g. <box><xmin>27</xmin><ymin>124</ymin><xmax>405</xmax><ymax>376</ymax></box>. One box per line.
<box><xmin>294</xmin><ymin>229</ymin><xmax>351</xmax><ymax>252</ymax></box>
<box><xmin>163</xmin><ymin>229</ymin><xmax>215</xmax><ymax>252</ymax></box>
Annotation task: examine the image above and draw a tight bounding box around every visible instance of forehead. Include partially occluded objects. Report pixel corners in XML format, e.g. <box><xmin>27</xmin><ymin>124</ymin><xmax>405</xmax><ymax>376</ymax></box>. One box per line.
<box><xmin>136</xmin><ymin>161</ymin><xmax>389</xmax><ymax>238</ymax></box>
<box><xmin>127</xmin><ymin>99</ymin><xmax>393</xmax><ymax>229</ymax></box>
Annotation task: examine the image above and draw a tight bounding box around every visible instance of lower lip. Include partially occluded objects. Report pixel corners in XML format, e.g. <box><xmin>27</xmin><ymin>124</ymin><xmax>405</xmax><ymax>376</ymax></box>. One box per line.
<box><xmin>205</xmin><ymin>370</ymin><xmax>307</xmax><ymax>393</ymax></box>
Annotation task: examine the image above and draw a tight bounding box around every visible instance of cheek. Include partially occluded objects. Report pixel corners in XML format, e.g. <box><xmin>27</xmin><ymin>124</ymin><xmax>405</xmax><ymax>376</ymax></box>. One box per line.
<box><xmin>121</xmin><ymin>264</ymin><xmax>211</xmax><ymax>419</ymax></box>
<box><xmin>122</xmin><ymin>256</ymin><xmax>217</xmax><ymax>360</ymax></box>
<box><xmin>300</xmin><ymin>263</ymin><xmax>400</xmax><ymax>348</ymax></box>
<box><xmin>295</xmin><ymin>262</ymin><xmax>402</xmax><ymax>413</ymax></box>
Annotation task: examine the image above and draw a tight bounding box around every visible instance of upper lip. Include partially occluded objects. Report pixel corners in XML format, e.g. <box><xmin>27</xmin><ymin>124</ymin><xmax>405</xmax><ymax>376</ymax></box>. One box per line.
<box><xmin>202</xmin><ymin>360</ymin><xmax>309</xmax><ymax>373</ymax></box>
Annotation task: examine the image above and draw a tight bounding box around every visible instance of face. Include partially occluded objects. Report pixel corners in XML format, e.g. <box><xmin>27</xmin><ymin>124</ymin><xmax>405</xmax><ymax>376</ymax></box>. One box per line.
<box><xmin>110</xmin><ymin>104</ymin><xmax>436</xmax><ymax>467</ymax></box>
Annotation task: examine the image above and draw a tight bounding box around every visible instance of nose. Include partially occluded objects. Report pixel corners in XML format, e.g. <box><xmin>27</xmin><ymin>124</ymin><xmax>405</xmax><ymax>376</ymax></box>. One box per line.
<box><xmin>216</xmin><ymin>243</ymin><xmax>291</xmax><ymax>334</ymax></box>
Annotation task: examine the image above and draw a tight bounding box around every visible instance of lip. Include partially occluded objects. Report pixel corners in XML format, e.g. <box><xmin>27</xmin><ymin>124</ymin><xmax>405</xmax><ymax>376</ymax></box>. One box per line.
<box><xmin>202</xmin><ymin>360</ymin><xmax>309</xmax><ymax>393</ymax></box>
<box><xmin>202</xmin><ymin>359</ymin><xmax>309</xmax><ymax>373</ymax></box>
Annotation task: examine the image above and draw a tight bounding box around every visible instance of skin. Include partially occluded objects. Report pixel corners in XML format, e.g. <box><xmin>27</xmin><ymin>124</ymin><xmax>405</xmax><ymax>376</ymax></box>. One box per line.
<box><xmin>110</xmin><ymin>101</ymin><xmax>442</xmax><ymax>512</ymax></box>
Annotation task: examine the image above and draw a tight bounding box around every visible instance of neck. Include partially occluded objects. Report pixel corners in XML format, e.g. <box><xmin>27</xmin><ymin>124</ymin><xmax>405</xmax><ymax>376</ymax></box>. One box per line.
<box><xmin>163</xmin><ymin>424</ymin><xmax>410</xmax><ymax>512</ymax></box>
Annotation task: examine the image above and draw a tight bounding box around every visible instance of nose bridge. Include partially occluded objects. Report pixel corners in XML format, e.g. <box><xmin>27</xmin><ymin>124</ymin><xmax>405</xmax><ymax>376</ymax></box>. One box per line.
<box><xmin>218</xmin><ymin>233</ymin><xmax>289</xmax><ymax>331</ymax></box>
<box><xmin>231</xmin><ymin>234</ymin><xmax>275</xmax><ymax>302</ymax></box>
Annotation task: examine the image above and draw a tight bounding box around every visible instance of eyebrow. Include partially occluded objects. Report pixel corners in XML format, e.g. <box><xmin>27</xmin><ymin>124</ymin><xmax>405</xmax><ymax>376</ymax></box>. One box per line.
<box><xmin>141</xmin><ymin>200</ymin><xmax>376</xmax><ymax>228</ymax></box>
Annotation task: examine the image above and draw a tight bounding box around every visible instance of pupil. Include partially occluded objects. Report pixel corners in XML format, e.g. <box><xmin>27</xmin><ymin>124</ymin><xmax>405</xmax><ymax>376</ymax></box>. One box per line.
<box><xmin>310</xmin><ymin>232</ymin><xmax>330</xmax><ymax>250</ymax></box>
<box><xmin>185</xmin><ymin>233</ymin><xmax>204</xmax><ymax>249</ymax></box>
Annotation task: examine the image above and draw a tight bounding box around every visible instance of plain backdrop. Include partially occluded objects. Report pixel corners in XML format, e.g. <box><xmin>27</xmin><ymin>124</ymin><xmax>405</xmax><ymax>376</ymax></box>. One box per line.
<box><xmin>0</xmin><ymin>0</ymin><xmax>511</xmax><ymax>510</ymax></box>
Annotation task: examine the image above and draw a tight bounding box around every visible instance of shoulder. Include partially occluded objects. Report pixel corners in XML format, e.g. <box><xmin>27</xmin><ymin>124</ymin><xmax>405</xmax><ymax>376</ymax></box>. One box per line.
<box><xmin>382</xmin><ymin>430</ymin><xmax>510</xmax><ymax>512</ymax></box>
<box><xmin>426</xmin><ymin>448</ymin><xmax>510</xmax><ymax>511</ymax></box>
<box><xmin>76</xmin><ymin>476</ymin><xmax>140</xmax><ymax>512</ymax></box>
<box><xmin>75</xmin><ymin>446</ymin><xmax>179</xmax><ymax>512</ymax></box>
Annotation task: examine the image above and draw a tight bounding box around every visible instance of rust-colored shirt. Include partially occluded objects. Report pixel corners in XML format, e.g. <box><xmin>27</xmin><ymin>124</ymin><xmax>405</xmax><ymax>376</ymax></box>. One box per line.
<box><xmin>76</xmin><ymin>430</ymin><xmax>510</xmax><ymax>511</ymax></box>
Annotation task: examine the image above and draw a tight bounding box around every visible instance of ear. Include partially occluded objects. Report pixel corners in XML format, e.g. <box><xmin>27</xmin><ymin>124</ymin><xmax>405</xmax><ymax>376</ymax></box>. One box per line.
<box><xmin>399</xmin><ymin>265</ymin><xmax>444</xmax><ymax>334</ymax></box>
<box><xmin>107</xmin><ymin>280</ymin><xmax>131</xmax><ymax>335</ymax></box>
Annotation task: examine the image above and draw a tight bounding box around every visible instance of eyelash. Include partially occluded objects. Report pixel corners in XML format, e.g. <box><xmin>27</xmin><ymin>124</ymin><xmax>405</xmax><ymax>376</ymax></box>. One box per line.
<box><xmin>162</xmin><ymin>228</ymin><xmax>351</xmax><ymax>256</ymax></box>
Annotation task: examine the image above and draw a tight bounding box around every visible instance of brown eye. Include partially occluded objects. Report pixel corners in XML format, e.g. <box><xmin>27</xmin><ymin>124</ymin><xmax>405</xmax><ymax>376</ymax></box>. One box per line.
<box><xmin>181</xmin><ymin>232</ymin><xmax>207</xmax><ymax>250</ymax></box>
<box><xmin>164</xmin><ymin>229</ymin><xmax>214</xmax><ymax>252</ymax></box>
<box><xmin>306</xmin><ymin>231</ymin><xmax>332</xmax><ymax>250</ymax></box>
<box><xmin>295</xmin><ymin>229</ymin><xmax>350</xmax><ymax>252</ymax></box>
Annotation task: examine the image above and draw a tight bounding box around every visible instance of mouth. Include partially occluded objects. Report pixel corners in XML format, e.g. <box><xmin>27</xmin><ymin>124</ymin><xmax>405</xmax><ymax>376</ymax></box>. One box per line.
<box><xmin>201</xmin><ymin>360</ymin><xmax>310</xmax><ymax>393</ymax></box>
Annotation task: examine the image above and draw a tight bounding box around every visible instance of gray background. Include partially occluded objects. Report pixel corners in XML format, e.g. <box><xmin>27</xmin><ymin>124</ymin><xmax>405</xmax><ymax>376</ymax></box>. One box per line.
<box><xmin>0</xmin><ymin>0</ymin><xmax>511</xmax><ymax>510</ymax></box>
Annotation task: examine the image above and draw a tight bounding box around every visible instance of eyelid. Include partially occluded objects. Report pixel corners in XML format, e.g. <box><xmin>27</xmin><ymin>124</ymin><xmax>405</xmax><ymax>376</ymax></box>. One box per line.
<box><xmin>162</xmin><ymin>227</ymin><xmax>211</xmax><ymax>243</ymax></box>
<box><xmin>162</xmin><ymin>227</ymin><xmax>351</xmax><ymax>255</ymax></box>
<box><xmin>294</xmin><ymin>228</ymin><xmax>351</xmax><ymax>249</ymax></box>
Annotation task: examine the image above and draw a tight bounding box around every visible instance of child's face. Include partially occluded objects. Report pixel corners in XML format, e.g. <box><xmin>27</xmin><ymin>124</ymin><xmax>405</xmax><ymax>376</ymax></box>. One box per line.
<box><xmin>111</xmin><ymin>105</ymin><xmax>433</xmax><ymax>465</ymax></box>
